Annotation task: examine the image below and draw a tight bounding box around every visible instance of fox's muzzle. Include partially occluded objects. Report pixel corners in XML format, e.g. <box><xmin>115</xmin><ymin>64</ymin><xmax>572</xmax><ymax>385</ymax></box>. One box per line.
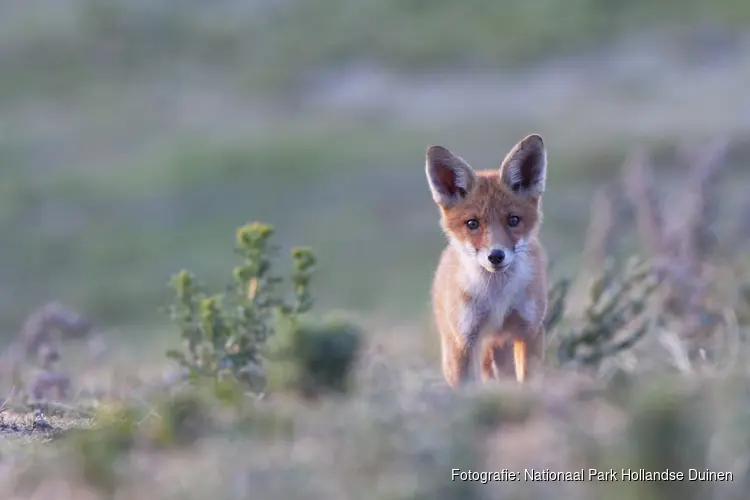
<box><xmin>487</xmin><ymin>249</ymin><xmax>506</xmax><ymax>269</ymax></box>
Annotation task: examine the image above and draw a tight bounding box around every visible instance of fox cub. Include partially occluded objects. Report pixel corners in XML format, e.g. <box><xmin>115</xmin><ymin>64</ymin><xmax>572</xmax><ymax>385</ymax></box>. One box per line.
<box><xmin>425</xmin><ymin>134</ymin><xmax>549</xmax><ymax>387</ymax></box>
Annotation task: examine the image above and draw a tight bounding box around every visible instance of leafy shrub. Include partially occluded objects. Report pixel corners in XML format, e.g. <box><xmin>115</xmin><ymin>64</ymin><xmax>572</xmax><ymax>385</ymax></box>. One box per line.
<box><xmin>164</xmin><ymin>222</ymin><xmax>315</xmax><ymax>392</ymax></box>
<box><xmin>266</xmin><ymin>313</ymin><xmax>364</xmax><ymax>399</ymax></box>
<box><xmin>164</xmin><ymin>221</ymin><xmax>363</xmax><ymax>398</ymax></box>
<box><xmin>553</xmin><ymin>256</ymin><xmax>661</xmax><ymax>369</ymax></box>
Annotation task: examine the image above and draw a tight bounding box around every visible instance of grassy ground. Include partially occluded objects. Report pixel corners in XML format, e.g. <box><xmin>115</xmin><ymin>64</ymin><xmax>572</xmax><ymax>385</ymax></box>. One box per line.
<box><xmin>1</xmin><ymin>1</ymin><xmax>750</xmax><ymax>498</ymax></box>
<box><xmin>1</xmin><ymin>297</ymin><xmax>750</xmax><ymax>500</ymax></box>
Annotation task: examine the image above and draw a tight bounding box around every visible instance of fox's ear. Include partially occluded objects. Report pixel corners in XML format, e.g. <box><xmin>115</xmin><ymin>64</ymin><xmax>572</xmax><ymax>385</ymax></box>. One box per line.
<box><xmin>425</xmin><ymin>146</ymin><xmax>477</xmax><ymax>207</ymax></box>
<box><xmin>499</xmin><ymin>134</ymin><xmax>547</xmax><ymax>198</ymax></box>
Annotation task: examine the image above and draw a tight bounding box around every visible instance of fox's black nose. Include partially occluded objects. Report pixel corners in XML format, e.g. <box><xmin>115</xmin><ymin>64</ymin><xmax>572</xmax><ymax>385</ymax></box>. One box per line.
<box><xmin>488</xmin><ymin>249</ymin><xmax>505</xmax><ymax>266</ymax></box>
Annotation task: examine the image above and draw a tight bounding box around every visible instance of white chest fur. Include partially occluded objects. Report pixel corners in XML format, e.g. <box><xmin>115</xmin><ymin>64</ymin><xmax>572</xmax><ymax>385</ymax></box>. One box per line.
<box><xmin>459</xmin><ymin>256</ymin><xmax>536</xmax><ymax>335</ymax></box>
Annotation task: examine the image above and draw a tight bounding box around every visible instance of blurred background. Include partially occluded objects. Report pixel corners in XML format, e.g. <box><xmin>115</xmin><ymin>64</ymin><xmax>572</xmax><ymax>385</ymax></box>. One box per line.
<box><xmin>1</xmin><ymin>0</ymin><xmax>749</xmax><ymax>342</ymax></box>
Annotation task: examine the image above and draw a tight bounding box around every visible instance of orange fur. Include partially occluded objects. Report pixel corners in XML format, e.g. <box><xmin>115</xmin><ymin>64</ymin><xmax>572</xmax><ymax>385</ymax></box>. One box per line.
<box><xmin>425</xmin><ymin>134</ymin><xmax>549</xmax><ymax>387</ymax></box>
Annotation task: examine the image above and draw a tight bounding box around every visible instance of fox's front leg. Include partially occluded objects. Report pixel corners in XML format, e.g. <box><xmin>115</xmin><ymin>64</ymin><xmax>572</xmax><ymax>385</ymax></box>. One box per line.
<box><xmin>498</xmin><ymin>311</ymin><xmax>543</xmax><ymax>383</ymax></box>
<box><xmin>441</xmin><ymin>306</ymin><xmax>487</xmax><ymax>388</ymax></box>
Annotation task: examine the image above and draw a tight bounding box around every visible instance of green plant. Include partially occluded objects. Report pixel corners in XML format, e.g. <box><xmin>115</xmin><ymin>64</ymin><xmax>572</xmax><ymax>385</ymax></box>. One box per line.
<box><xmin>145</xmin><ymin>389</ymin><xmax>213</xmax><ymax>448</ymax></box>
<box><xmin>64</xmin><ymin>402</ymin><xmax>141</xmax><ymax>496</ymax></box>
<box><xmin>555</xmin><ymin>256</ymin><xmax>661</xmax><ymax>369</ymax></box>
<box><xmin>165</xmin><ymin>222</ymin><xmax>316</xmax><ymax>393</ymax></box>
<box><xmin>544</xmin><ymin>276</ymin><xmax>571</xmax><ymax>334</ymax></box>
<box><xmin>584</xmin><ymin>377</ymin><xmax>713</xmax><ymax>500</ymax></box>
<box><xmin>266</xmin><ymin>313</ymin><xmax>364</xmax><ymax>399</ymax></box>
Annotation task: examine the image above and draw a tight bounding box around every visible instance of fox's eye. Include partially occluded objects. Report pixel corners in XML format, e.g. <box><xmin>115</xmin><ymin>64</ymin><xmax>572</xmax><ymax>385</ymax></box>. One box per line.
<box><xmin>507</xmin><ymin>215</ymin><xmax>521</xmax><ymax>227</ymax></box>
<box><xmin>465</xmin><ymin>219</ymin><xmax>480</xmax><ymax>230</ymax></box>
